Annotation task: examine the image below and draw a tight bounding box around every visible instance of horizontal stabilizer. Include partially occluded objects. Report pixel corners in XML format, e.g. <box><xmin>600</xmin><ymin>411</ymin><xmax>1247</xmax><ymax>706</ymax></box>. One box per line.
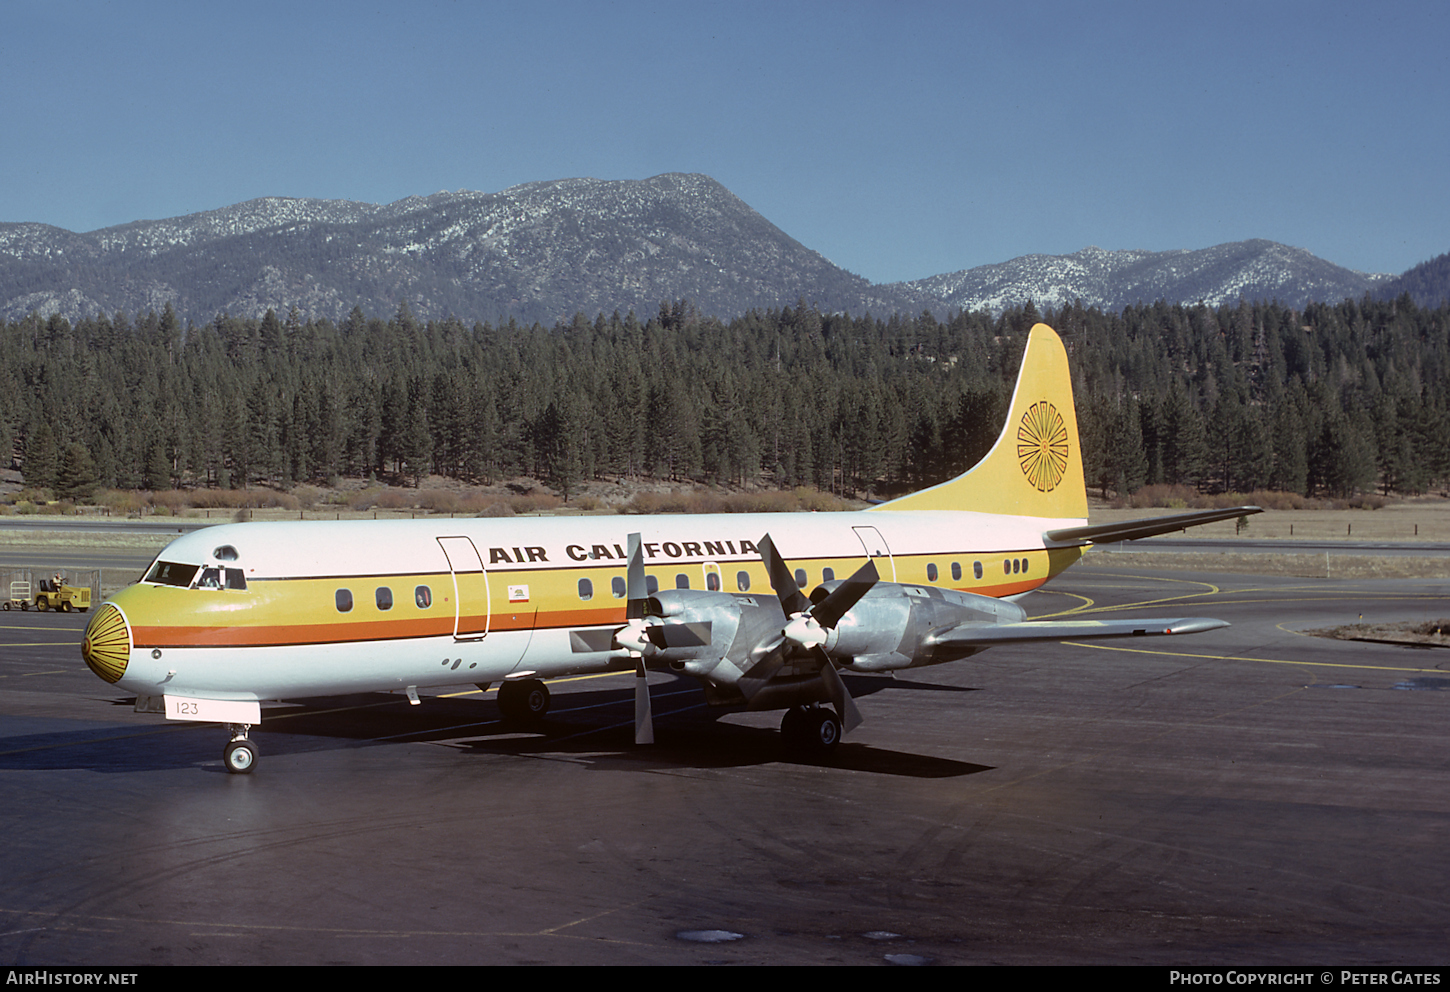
<box><xmin>1044</xmin><ymin>506</ymin><xmax>1261</xmax><ymax>545</ymax></box>
<box><xmin>926</xmin><ymin>617</ymin><xmax>1229</xmax><ymax>649</ymax></box>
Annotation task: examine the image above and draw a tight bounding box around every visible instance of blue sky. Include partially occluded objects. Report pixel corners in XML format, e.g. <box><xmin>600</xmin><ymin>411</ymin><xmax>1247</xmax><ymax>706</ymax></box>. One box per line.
<box><xmin>3</xmin><ymin>0</ymin><xmax>1446</xmax><ymax>283</ymax></box>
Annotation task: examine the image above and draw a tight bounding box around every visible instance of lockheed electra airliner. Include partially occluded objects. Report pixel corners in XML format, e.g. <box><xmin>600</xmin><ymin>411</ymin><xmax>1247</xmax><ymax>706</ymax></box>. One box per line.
<box><xmin>82</xmin><ymin>323</ymin><xmax>1258</xmax><ymax>773</ymax></box>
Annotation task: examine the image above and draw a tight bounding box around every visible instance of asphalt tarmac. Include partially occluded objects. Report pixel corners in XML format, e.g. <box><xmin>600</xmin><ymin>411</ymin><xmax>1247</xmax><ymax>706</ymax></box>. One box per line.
<box><xmin>2</xmin><ymin>565</ymin><xmax>1448</xmax><ymax>965</ymax></box>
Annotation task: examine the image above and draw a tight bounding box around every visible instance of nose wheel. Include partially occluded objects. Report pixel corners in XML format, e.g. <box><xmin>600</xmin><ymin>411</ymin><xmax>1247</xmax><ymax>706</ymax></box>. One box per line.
<box><xmin>223</xmin><ymin>725</ymin><xmax>257</xmax><ymax>774</ymax></box>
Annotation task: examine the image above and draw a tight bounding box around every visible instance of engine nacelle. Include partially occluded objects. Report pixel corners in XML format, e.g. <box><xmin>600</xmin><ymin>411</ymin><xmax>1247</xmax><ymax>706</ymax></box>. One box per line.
<box><xmin>824</xmin><ymin>582</ymin><xmax>1026</xmax><ymax>672</ymax></box>
<box><xmin>636</xmin><ymin>581</ymin><xmax>1030</xmax><ymax>687</ymax></box>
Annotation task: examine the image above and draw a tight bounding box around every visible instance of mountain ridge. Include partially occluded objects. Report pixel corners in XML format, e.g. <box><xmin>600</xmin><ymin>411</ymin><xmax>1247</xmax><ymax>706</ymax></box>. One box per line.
<box><xmin>0</xmin><ymin>174</ymin><xmax>1415</xmax><ymax>325</ymax></box>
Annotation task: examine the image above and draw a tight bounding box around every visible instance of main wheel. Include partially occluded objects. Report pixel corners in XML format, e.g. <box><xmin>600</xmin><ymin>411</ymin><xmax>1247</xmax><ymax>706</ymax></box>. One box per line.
<box><xmin>223</xmin><ymin>738</ymin><xmax>258</xmax><ymax>774</ymax></box>
<box><xmin>780</xmin><ymin>706</ymin><xmax>809</xmax><ymax>746</ymax></box>
<box><xmin>498</xmin><ymin>678</ymin><xmax>550</xmax><ymax>726</ymax></box>
<box><xmin>783</xmin><ymin>707</ymin><xmax>841</xmax><ymax>755</ymax></box>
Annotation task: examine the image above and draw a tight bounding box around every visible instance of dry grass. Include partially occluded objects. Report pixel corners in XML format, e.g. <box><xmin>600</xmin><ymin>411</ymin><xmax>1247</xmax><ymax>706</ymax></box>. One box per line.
<box><xmin>1087</xmin><ymin>548</ymin><xmax>1450</xmax><ymax>579</ymax></box>
<box><xmin>1310</xmin><ymin>619</ymin><xmax>1450</xmax><ymax>647</ymax></box>
<box><xmin>1088</xmin><ymin>497</ymin><xmax>1450</xmax><ymax>543</ymax></box>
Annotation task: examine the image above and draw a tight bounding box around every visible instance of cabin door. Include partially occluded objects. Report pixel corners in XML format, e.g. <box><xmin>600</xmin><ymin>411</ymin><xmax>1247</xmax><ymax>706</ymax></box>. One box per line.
<box><xmin>851</xmin><ymin>525</ymin><xmax>896</xmax><ymax>582</ymax></box>
<box><xmin>437</xmin><ymin>536</ymin><xmax>490</xmax><ymax>640</ymax></box>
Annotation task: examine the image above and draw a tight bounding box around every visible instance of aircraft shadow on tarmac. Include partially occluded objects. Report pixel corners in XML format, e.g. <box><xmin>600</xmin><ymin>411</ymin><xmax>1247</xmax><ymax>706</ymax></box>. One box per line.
<box><xmin>4</xmin><ymin>675</ymin><xmax>991</xmax><ymax>779</ymax></box>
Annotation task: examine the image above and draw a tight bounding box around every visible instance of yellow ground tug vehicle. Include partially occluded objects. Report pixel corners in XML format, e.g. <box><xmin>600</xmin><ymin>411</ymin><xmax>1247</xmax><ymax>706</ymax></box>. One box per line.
<box><xmin>33</xmin><ymin>577</ymin><xmax>90</xmax><ymax>612</ymax></box>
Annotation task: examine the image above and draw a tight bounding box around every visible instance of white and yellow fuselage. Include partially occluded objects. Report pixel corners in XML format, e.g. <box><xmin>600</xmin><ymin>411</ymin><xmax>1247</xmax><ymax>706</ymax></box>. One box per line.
<box><xmin>84</xmin><ymin>508</ymin><xmax>1086</xmax><ymax>705</ymax></box>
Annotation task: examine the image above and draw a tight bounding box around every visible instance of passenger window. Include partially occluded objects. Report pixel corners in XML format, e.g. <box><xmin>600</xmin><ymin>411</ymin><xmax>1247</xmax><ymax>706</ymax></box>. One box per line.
<box><xmin>823</xmin><ymin>568</ymin><xmax>835</xmax><ymax>582</ymax></box>
<box><xmin>951</xmin><ymin>562</ymin><xmax>962</xmax><ymax>581</ymax></box>
<box><xmin>646</xmin><ymin>575</ymin><xmax>659</xmax><ymax>595</ymax></box>
<box><xmin>736</xmin><ymin>571</ymin><xmax>750</xmax><ymax>592</ymax></box>
<box><xmin>1004</xmin><ymin>559</ymin><xmax>1011</xmax><ymax>575</ymax></box>
<box><xmin>927</xmin><ymin>563</ymin><xmax>938</xmax><ymax>582</ymax></box>
<box><xmin>1021</xmin><ymin>558</ymin><xmax>1029</xmax><ymax>574</ymax></box>
<box><xmin>415</xmin><ymin>585</ymin><xmax>432</xmax><ymax>608</ymax></box>
<box><xmin>376</xmin><ymin>587</ymin><xmax>393</xmax><ymax>610</ymax></box>
<box><xmin>1011</xmin><ymin>559</ymin><xmax>1019</xmax><ymax>574</ymax></box>
<box><xmin>336</xmin><ymin>589</ymin><xmax>353</xmax><ymax>613</ymax></box>
<box><xmin>578</xmin><ymin>578</ymin><xmax>593</xmax><ymax>600</ymax></box>
<box><xmin>794</xmin><ymin>568</ymin><xmax>807</xmax><ymax>589</ymax></box>
<box><xmin>706</xmin><ymin>572</ymin><xmax>721</xmax><ymax>591</ymax></box>
<box><xmin>974</xmin><ymin>561</ymin><xmax>983</xmax><ymax>580</ymax></box>
<box><xmin>612</xmin><ymin>576</ymin><xmax>626</xmax><ymax>598</ymax></box>
<box><xmin>676</xmin><ymin>574</ymin><xmax>690</xmax><ymax>589</ymax></box>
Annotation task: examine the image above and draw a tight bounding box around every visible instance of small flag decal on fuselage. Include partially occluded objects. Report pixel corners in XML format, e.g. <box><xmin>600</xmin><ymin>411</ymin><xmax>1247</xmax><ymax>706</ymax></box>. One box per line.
<box><xmin>508</xmin><ymin>584</ymin><xmax>529</xmax><ymax>602</ymax></box>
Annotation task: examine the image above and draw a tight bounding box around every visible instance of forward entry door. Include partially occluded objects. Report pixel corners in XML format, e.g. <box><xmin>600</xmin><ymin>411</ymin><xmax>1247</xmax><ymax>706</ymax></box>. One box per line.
<box><xmin>437</xmin><ymin>536</ymin><xmax>490</xmax><ymax>640</ymax></box>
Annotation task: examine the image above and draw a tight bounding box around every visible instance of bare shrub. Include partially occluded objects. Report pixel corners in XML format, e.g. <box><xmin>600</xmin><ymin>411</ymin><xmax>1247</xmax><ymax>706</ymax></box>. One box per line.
<box><xmin>418</xmin><ymin>490</ymin><xmax>460</xmax><ymax>513</ymax></box>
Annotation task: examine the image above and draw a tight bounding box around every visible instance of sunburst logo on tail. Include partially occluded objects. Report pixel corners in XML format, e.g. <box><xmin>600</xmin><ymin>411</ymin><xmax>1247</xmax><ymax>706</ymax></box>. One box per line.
<box><xmin>1017</xmin><ymin>401</ymin><xmax>1069</xmax><ymax>492</ymax></box>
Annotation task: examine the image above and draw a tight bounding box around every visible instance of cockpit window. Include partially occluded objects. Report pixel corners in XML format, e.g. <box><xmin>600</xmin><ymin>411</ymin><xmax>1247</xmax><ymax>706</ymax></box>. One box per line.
<box><xmin>213</xmin><ymin>545</ymin><xmax>239</xmax><ymax>561</ymax></box>
<box><xmin>188</xmin><ymin>566</ymin><xmax>248</xmax><ymax>591</ymax></box>
<box><xmin>146</xmin><ymin>561</ymin><xmax>199</xmax><ymax>587</ymax></box>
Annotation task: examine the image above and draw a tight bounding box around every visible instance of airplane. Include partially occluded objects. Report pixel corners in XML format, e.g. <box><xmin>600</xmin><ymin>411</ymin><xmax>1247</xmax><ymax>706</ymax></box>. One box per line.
<box><xmin>81</xmin><ymin>323</ymin><xmax>1260</xmax><ymax>773</ymax></box>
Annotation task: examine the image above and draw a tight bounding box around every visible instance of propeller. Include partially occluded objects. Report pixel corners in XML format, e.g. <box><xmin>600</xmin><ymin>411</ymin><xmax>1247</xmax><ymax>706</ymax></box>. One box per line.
<box><xmin>612</xmin><ymin>532</ymin><xmax>714</xmax><ymax>745</ymax></box>
<box><xmin>619</xmin><ymin>533</ymin><xmax>654</xmax><ymax>744</ymax></box>
<box><xmin>737</xmin><ymin>533</ymin><xmax>878</xmax><ymax>733</ymax></box>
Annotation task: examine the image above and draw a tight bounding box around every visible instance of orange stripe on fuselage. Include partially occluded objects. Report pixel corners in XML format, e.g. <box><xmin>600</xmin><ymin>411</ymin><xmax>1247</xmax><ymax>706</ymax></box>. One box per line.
<box><xmin>120</xmin><ymin>545</ymin><xmax>1079</xmax><ymax>649</ymax></box>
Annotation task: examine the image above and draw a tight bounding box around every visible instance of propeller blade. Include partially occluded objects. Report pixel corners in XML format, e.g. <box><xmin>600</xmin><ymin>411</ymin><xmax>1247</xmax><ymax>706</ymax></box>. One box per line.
<box><xmin>623</xmin><ymin>533</ymin><xmax>655</xmax><ymax>743</ymax></box>
<box><xmin>634</xmin><ymin>657</ymin><xmax>654</xmax><ymax>744</ymax></box>
<box><xmin>817</xmin><ymin>651</ymin><xmax>863</xmax><ymax>733</ymax></box>
<box><xmin>807</xmin><ymin>557</ymin><xmax>879</xmax><ymax>629</ymax></box>
<box><xmin>625</xmin><ymin>532</ymin><xmax>648</xmax><ymax>619</ymax></box>
<box><xmin>759</xmin><ymin>533</ymin><xmax>810</xmax><ymax>617</ymax></box>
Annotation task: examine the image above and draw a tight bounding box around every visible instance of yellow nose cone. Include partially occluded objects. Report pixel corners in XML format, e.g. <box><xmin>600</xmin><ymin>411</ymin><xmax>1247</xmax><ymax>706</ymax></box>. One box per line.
<box><xmin>83</xmin><ymin>604</ymin><xmax>131</xmax><ymax>683</ymax></box>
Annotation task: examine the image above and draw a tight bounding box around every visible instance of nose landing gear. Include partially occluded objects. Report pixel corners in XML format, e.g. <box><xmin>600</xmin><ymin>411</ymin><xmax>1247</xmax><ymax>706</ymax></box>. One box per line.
<box><xmin>223</xmin><ymin>724</ymin><xmax>257</xmax><ymax>774</ymax></box>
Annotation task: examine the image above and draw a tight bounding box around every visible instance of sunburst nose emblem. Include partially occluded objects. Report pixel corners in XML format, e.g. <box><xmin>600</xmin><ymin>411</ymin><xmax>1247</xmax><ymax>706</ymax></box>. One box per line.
<box><xmin>83</xmin><ymin>604</ymin><xmax>131</xmax><ymax>683</ymax></box>
<box><xmin>1017</xmin><ymin>401</ymin><xmax>1069</xmax><ymax>492</ymax></box>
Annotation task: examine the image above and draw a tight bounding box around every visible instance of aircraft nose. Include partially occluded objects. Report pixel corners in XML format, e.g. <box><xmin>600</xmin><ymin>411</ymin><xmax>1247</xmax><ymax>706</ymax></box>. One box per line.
<box><xmin>83</xmin><ymin>603</ymin><xmax>132</xmax><ymax>683</ymax></box>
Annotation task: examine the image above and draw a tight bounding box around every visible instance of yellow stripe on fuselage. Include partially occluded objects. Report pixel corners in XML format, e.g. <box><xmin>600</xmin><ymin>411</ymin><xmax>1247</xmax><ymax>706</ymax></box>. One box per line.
<box><xmin>120</xmin><ymin>545</ymin><xmax>1082</xmax><ymax>650</ymax></box>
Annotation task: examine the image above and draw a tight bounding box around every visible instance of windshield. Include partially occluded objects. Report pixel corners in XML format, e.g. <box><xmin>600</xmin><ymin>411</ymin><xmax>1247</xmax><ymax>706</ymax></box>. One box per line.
<box><xmin>145</xmin><ymin>561</ymin><xmax>199</xmax><ymax>587</ymax></box>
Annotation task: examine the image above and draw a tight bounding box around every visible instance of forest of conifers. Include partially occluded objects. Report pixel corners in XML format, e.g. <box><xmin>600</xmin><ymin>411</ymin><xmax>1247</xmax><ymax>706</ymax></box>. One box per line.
<box><xmin>5</xmin><ymin>295</ymin><xmax>1448</xmax><ymax>503</ymax></box>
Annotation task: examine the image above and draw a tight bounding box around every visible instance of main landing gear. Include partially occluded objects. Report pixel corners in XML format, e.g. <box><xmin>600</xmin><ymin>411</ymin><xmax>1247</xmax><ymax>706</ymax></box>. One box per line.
<box><xmin>780</xmin><ymin>705</ymin><xmax>842</xmax><ymax>755</ymax></box>
<box><xmin>497</xmin><ymin>678</ymin><xmax>550</xmax><ymax>726</ymax></box>
<box><xmin>223</xmin><ymin>724</ymin><xmax>257</xmax><ymax>774</ymax></box>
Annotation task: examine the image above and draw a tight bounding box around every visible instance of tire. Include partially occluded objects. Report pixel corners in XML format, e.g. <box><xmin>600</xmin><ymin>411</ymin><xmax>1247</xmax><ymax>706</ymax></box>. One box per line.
<box><xmin>2</xmin><ymin>602</ymin><xmax>9</xmax><ymax>611</ymax></box>
<box><xmin>36</xmin><ymin>598</ymin><xmax>48</xmax><ymax>612</ymax></box>
<box><xmin>224</xmin><ymin>739</ymin><xmax>258</xmax><ymax>774</ymax></box>
<box><xmin>498</xmin><ymin>679</ymin><xmax>550</xmax><ymax>725</ymax></box>
<box><xmin>807</xmin><ymin>709</ymin><xmax>842</xmax><ymax>752</ymax></box>
<box><xmin>780</xmin><ymin>706</ymin><xmax>808</xmax><ymax>746</ymax></box>
<box><xmin>60</xmin><ymin>601</ymin><xmax>71</xmax><ymax>613</ymax></box>
<box><xmin>783</xmin><ymin>708</ymin><xmax>841</xmax><ymax>756</ymax></box>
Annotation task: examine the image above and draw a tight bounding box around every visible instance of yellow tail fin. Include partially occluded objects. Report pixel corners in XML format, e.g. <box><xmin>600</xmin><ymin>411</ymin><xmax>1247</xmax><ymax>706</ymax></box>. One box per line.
<box><xmin>871</xmin><ymin>323</ymin><xmax>1087</xmax><ymax>518</ymax></box>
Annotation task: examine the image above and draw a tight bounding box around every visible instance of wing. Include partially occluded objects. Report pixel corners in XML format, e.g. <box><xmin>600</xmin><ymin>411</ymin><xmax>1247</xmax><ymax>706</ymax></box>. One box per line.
<box><xmin>925</xmin><ymin>616</ymin><xmax>1228</xmax><ymax>649</ymax></box>
<box><xmin>1044</xmin><ymin>506</ymin><xmax>1260</xmax><ymax>546</ymax></box>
